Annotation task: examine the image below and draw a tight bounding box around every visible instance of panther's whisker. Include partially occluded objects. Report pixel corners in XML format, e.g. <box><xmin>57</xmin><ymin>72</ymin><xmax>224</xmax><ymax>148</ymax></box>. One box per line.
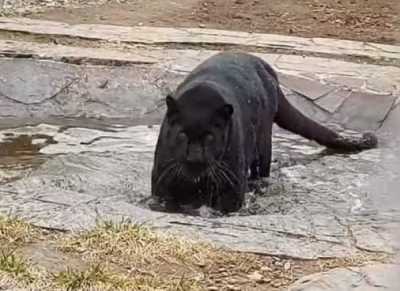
<box><xmin>155</xmin><ymin>162</ymin><xmax>178</xmax><ymax>191</ymax></box>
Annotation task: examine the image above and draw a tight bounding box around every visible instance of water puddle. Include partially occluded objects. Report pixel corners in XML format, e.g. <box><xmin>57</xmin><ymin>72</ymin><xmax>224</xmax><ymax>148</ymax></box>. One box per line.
<box><xmin>0</xmin><ymin>57</ymin><xmax>398</xmax><ymax>258</ymax></box>
<box><xmin>1</xmin><ymin>119</ymin><xmax>397</xmax><ymax>259</ymax></box>
<box><xmin>0</xmin><ymin>129</ymin><xmax>57</xmax><ymax>184</ymax></box>
<box><xmin>0</xmin><ymin>120</ymin><xmax>379</xmax><ymax>217</ymax></box>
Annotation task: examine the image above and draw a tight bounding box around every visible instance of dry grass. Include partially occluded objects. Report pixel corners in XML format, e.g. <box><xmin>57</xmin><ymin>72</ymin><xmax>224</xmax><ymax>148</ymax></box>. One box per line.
<box><xmin>0</xmin><ymin>216</ymin><xmax>393</xmax><ymax>291</ymax></box>
<box><xmin>0</xmin><ymin>250</ymin><xmax>35</xmax><ymax>283</ymax></box>
<box><xmin>59</xmin><ymin>220</ymin><xmax>254</xmax><ymax>290</ymax></box>
<box><xmin>53</xmin><ymin>263</ymin><xmax>198</xmax><ymax>291</ymax></box>
<box><xmin>0</xmin><ymin>216</ymin><xmax>40</xmax><ymax>245</ymax></box>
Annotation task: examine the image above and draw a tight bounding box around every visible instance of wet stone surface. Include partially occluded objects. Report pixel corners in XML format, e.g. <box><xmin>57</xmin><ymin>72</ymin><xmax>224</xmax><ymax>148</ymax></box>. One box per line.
<box><xmin>0</xmin><ymin>122</ymin><xmax>399</xmax><ymax>260</ymax></box>
<box><xmin>288</xmin><ymin>264</ymin><xmax>400</xmax><ymax>291</ymax></box>
<box><xmin>0</xmin><ymin>58</ymin><xmax>183</xmax><ymax>123</ymax></box>
<box><xmin>0</xmin><ymin>57</ymin><xmax>399</xmax><ymax>263</ymax></box>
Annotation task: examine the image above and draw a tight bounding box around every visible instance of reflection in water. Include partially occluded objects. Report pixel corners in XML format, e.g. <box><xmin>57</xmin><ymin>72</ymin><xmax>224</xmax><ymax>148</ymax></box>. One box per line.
<box><xmin>0</xmin><ymin>134</ymin><xmax>56</xmax><ymax>184</ymax></box>
<box><xmin>0</xmin><ymin>123</ymin><xmax>395</xmax><ymax>221</ymax></box>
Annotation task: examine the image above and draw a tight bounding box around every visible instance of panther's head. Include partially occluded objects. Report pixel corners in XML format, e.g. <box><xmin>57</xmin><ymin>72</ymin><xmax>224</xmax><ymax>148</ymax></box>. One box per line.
<box><xmin>164</xmin><ymin>83</ymin><xmax>234</xmax><ymax>178</ymax></box>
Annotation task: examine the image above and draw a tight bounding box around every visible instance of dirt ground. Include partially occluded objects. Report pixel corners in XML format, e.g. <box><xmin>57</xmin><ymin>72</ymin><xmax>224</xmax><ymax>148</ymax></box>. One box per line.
<box><xmin>22</xmin><ymin>0</ymin><xmax>400</xmax><ymax>44</ymax></box>
<box><xmin>0</xmin><ymin>217</ymin><xmax>390</xmax><ymax>291</ymax></box>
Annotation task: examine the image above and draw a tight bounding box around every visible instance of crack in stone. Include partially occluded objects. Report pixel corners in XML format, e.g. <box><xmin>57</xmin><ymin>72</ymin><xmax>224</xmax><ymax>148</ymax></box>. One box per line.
<box><xmin>377</xmin><ymin>96</ymin><xmax>398</xmax><ymax>129</ymax></box>
<box><xmin>334</xmin><ymin>215</ymin><xmax>393</xmax><ymax>255</ymax></box>
<box><xmin>0</xmin><ymin>50</ymin><xmax>156</xmax><ymax>66</ymax></box>
<box><xmin>84</xmin><ymin>97</ymin><xmax>116</xmax><ymax>110</ymax></box>
<box><xmin>333</xmin><ymin>215</ymin><xmax>358</xmax><ymax>247</ymax></box>
<box><xmin>349</xmin><ymin>268</ymin><xmax>389</xmax><ymax>288</ymax></box>
<box><xmin>0</xmin><ymin>78</ymin><xmax>78</xmax><ymax>106</ymax></box>
<box><xmin>79</xmin><ymin>136</ymin><xmax>126</xmax><ymax>146</ymax></box>
<box><xmin>365</xmin><ymin>42</ymin><xmax>398</xmax><ymax>55</ymax></box>
<box><xmin>30</xmin><ymin>224</ymin><xmax>68</xmax><ymax>233</ymax></box>
<box><xmin>170</xmin><ymin>219</ymin><xmax>348</xmax><ymax>245</ymax></box>
<box><xmin>393</xmin><ymin>97</ymin><xmax>400</xmax><ymax>109</ymax></box>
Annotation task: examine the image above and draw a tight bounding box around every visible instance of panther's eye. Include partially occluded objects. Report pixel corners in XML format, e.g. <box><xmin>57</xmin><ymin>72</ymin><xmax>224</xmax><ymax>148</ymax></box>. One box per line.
<box><xmin>204</xmin><ymin>133</ymin><xmax>214</xmax><ymax>144</ymax></box>
<box><xmin>212</xmin><ymin>122</ymin><xmax>224</xmax><ymax>129</ymax></box>
<box><xmin>177</xmin><ymin>132</ymin><xmax>187</xmax><ymax>142</ymax></box>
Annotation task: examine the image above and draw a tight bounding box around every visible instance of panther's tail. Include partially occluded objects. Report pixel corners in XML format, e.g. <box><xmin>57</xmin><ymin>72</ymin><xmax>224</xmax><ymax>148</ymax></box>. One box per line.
<box><xmin>274</xmin><ymin>88</ymin><xmax>378</xmax><ymax>151</ymax></box>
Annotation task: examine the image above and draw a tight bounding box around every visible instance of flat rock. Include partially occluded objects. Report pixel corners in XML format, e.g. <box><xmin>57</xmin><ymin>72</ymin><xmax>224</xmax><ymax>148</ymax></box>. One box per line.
<box><xmin>278</xmin><ymin>74</ymin><xmax>335</xmax><ymax>101</ymax></box>
<box><xmin>378</xmin><ymin>104</ymin><xmax>400</xmax><ymax>139</ymax></box>
<box><xmin>0</xmin><ymin>58</ymin><xmax>181</xmax><ymax>121</ymax></box>
<box><xmin>1</xmin><ymin>123</ymin><xmax>399</xmax><ymax>259</ymax></box>
<box><xmin>0</xmin><ymin>44</ymin><xmax>399</xmax><ymax>260</ymax></box>
<box><xmin>0</xmin><ymin>59</ymin><xmax>78</xmax><ymax>104</ymax></box>
<box><xmin>0</xmin><ymin>17</ymin><xmax>399</xmax><ymax>61</ymax></box>
<box><xmin>324</xmin><ymin>76</ymin><xmax>366</xmax><ymax>91</ymax></box>
<box><xmin>283</xmin><ymin>91</ymin><xmax>331</xmax><ymax>123</ymax></box>
<box><xmin>0</xmin><ymin>41</ymin><xmax>399</xmax><ymax>100</ymax></box>
<box><xmin>315</xmin><ymin>88</ymin><xmax>351</xmax><ymax>113</ymax></box>
<box><xmin>288</xmin><ymin>264</ymin><xmax>400</xmax><ymax>291</ymax></box>
<box><xmin>333</xmin><ymin>91</ymin><xmax>396</xmax><ymax>130</ymax></box>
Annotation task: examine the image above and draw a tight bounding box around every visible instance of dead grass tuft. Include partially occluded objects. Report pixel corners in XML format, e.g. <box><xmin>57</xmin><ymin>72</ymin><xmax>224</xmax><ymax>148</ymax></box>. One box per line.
<box><xmin>60</xmin><ymin>220</ymin><xmax>267</xmax><ymax>290</ymax></box>
<box><xmin>54</xmin><ymin>263</ymin><xmax>202</xmax><ymax>291</ymax></box>
<box><xmin>61</xmin><ymin>220</ymin><xmax>213</xmax><ymax>268</ymax></box>
<box><xmin>0</xmin><ymin>216</ymin><xmax>39</xmax><ymax>245</ymax></box>
<box><xmin>0</xmin><ymin>250</ymin><xmax>34</xmax><ymax>283</ymax></box>
<box><xmin>0</xmin><ymin>216</ymin><xmax>393</xmax><ymax>290</ymax></box>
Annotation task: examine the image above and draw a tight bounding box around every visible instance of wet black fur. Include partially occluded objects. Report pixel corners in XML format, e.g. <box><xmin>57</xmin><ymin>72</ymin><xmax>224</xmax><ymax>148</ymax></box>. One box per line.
<box><xmin>151</xmin><ymin>52</ymin><xmax>378</xmax><ymax>213</ymax></box>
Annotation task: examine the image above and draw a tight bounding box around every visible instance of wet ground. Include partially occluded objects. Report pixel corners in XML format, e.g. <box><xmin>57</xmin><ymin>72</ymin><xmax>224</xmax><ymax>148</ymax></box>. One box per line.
<box><xmin>0</xmin><ymin>7</ymin><xmax>399</xmax><ymax>287</ymax></box>
<box><xmin>0</xmin><ymin>51</ymin><xmax>399</xmax><ymax>263</ymax></box>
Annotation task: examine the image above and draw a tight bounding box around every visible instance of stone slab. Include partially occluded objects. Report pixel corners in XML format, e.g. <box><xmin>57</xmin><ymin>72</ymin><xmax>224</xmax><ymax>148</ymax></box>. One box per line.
<box><xmin>333</xmin><ymin>92</ymin><xmax>397</xmax><ymax>130</ymax></box>
<box><xmin>278</xmin><ymin>73</ymin><xmax>335</xmax><ymax>101</ymax></box>
<box><xmin>324</xmin><ymin>76</ymin><xmax>366</xmax><ymax>91</ymax></box>
<box><xmin>0</xmin><ymin>45</ymin><xmax>399</xmax><ymax>129</ymax></box>
<box><xmin>378</xmin><ymin>104</ymin><xmax>400</xmax><ymax>140</ymax></box>
<box><xmin>283</xmin><ymin>91</ymin><xmax>331</xmax><ymax>123</ymax></box>
<box><xmin>0</xmin><ymin>39</ymin><xmax>159</xmax><ymax>65</ymax></box>
<box><xmin>0</xmin><ymin>58</ymin><xmax>181</xmax><ymax>121</ymax></box>
<box><xmin>0</xmin><ymin>39</ymin><xmax>399</xmax><ymax>97</ymax></box>
<box><xmin>1</xmin><ymin>123</ymin><xmax>399</xmax><ymax>260</ymax></box>
<box><xmin>315</xmin><ymin>89</ymin><xmax>352</xmax><ymax>113</ymax></box>
<box><xmin>0</xmin><ymin>17</ymin><xmax>399</xmax><ymax>61</ymax></box>
<box><xmin>288</xmin><ymin>264</ymin><xmax>400</xmax><ymax>291</ymax></box>
<box><xmin>0</xmin><ymin>46</ymin><xmax>399</xmax><ymax>260</ymax></box>
<box><xmin>0</xmin><ymin>59</ymin><xmax>79</xmax><ymax>104</ymax></box>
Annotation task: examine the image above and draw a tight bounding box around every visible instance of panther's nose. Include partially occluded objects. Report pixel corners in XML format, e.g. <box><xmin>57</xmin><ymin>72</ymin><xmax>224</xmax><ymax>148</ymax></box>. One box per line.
<box><xmin>186</xmin><ymin>145</ymin><xmax>203</xmax><ymax>164</ymax></box>
<box><xmin>186</xmin><ymin>154</ymin><xmax>203</xmax><ymax>164</ymax></box>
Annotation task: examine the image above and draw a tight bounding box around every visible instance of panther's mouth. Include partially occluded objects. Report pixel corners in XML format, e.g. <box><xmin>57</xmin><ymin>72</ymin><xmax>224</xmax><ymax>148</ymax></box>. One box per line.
<box><xmin>182</xmin><ymin>163</ymin><xmax>207</xmax><ymax>181</ymax></box>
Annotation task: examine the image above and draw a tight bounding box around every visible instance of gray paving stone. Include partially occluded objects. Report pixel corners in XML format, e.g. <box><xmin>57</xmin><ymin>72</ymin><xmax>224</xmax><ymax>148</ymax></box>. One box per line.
<box><xmin>351</xmin><ymin>223</ymin><xmax>399</xmax><ymax>254</ymax></box>
<box><xmin>315</xmin><ymin>88</ymin><xmax>352</xmax><ymax>113</ymax></box>
<box><xmin>278</xmin><ymin>73</ymin><xmax>335</xmax><ymax>100</ymax></box>
<box><xmin>34</xmin><ymin>191</ymin><xmax>96</xmax><ymax>207</ymax></box>
<box><xmin>0</xmin><ymin>60</ymin><xmax>79</xmax><ymax>104</ymax></box>
<box><xmin>284</xmin><ymin>91</ymin><xmax>331</xmax><ymax>123</ymax></box>
<box><xmin>378</xmin><ymin>104</ymin><xmax>400</xmax><ymax>138</ymax></box>
<box><xmin>1</xmin><ymin>123</ymin><xmax>398</xmax><ymax>259</ymax></box>
<box><xmin>1</xmin><ymin>17</ymin><xmax>399</xmax><ymax>61</ymax></box>
<box><xmin>324</xmin><ymin>76</ymin><xmax>366</xmax><ymax>91</ymax></box>
<box><xmin>288</xmin><ymin>264</ymin><xmax>400</xmax><ymax>291</ymax></box>
<box><xmin>0</xmin><ymin>49</ymin><xmax>399</xmax><ymax>261</ymax></box>
<box><xmin>333</xmin><ymin>91</ymin><xmax>396</xmax><ymax>130</ymax></box>
<box><xmin>366</xmin><ymin>78</ymin><xmax>399</xmax><ymax>95</ymax></box>
<box><xmin>0</xmin><ymin>58</ymin><xmax>175</xmax><ymax>121</ymax></box>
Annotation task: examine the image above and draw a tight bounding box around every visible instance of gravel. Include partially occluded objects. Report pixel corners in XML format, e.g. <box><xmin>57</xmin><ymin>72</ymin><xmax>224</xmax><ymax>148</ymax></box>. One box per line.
<box><xmin>0</xmin><ymin>0</ymin><xmax>127</xmax><ymax>16</ymax></box>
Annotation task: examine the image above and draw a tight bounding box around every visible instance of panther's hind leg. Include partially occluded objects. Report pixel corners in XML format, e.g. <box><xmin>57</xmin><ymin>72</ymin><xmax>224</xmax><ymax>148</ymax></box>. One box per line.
<box><xmin>250</xmin><ymin>159</ymin><xmax>260</xmax><ymax>180</ymax></box>
<box><xmin>257</xmin><ymin>120</ymin><xmax>273</xmax><ymax>178</ymax></box>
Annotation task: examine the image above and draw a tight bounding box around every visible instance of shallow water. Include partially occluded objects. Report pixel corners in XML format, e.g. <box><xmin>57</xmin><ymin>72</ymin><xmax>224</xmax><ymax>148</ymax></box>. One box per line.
<box><xmin>0</xmin><ymin>57</ymin><xmax>398</xmax><ymax>259</ymax></box>
<box><xmin>0</xmin><ymin>120</ymin><xmax>385</xmax><ymax>216</ymax></box>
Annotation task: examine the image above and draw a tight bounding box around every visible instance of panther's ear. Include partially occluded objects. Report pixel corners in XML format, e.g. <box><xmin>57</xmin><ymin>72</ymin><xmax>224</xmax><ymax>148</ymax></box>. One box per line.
<box><xmin>166</xmin><ymin>95</ymin><xmax>179</xmax><ymax>117</ymax></box>
<box><xmin>216</xmin><ymin>104</ymin><xmax>234</xmax><ymax>120</ymax></box>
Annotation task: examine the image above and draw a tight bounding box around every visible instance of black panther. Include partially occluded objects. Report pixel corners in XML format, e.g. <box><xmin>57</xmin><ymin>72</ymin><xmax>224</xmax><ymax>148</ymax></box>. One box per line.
<box><xmin>151</xmin><ymin>52</ymin><xmax>377</xmax><ymax>213</ymax></box>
